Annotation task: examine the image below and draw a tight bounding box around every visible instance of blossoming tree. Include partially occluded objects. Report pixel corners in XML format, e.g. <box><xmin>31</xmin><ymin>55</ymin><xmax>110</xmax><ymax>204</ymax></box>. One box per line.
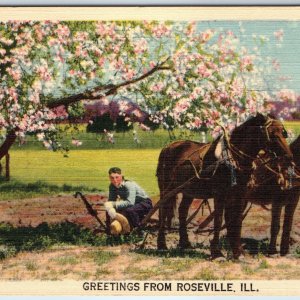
<box><xmin>0</xmin><ymin>20</ymin><xmax>287</xmax><ymax>159</ymax></box>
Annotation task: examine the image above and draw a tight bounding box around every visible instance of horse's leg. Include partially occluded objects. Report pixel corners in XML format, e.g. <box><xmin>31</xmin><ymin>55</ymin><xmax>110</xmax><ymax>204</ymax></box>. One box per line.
<box><xmin>280</xmin><ymin>193</ymin><xmax>298</xmax><ymax>256</ymax></box>
<box><xmin>269</xmin><ymin>199</ymin><xmax>281</xmax><ymax>255</ymax></box>
<box><xmin>166</xmin><ymin>195</ymin><xmax>177</xmax><ymax>229</ymax></box>
<box><xmin>157</xmin><ymin>204</ymin><xmax>168</xmax><ymax>250</ymax></box>
<box><xmin>210</xmin><ymin>195</ymin><xmax>225</xmax><ymax>259</ymax></box>
<box><xmin>178</xmin><ymin>193</ymin><xmax>193</xmax><ymax>249</ymax></box>
<box><xmin>224</xmin><ymin>194</ymin><xmax>245</xmax><ymax>260</ymax></box>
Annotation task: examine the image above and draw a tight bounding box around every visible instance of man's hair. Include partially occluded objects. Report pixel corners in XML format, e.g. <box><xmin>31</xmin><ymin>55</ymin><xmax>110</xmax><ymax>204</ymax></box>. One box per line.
<box><xmin>108</xmin><ymin>167</ymin><xmax>122</xmax><ymax>175</ymax></box>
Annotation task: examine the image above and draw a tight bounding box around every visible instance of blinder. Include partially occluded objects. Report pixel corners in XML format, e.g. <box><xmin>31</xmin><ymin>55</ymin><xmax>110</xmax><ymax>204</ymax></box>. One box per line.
<box><xmin>261</xmin><ymin>117</ymin><xmax>288</xmax><ymax>143</ymax></box>
<box><xmin>282</xmin><ymin>127</ymin><xmax>288</xmax><ymax>139</ymax></box>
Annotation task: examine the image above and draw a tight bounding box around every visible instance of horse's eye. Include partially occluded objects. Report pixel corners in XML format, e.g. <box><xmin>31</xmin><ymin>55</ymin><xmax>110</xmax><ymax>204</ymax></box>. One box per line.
<box><xmin>282</xmin><ymin>129</ymin><xmax>288</xmax><ymax>138</ymax></box>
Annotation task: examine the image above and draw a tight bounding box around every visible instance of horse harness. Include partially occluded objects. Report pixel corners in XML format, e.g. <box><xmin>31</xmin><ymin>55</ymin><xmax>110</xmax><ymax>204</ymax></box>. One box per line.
<box><xmin>186</xmin><ymin>118</ymin><xmax>296</xmax><ymax>191</ymax></box>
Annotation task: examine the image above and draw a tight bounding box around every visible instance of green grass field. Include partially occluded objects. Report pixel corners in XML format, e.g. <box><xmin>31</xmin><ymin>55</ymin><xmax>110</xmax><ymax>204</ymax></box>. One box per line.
<box><xmin>1</xmin><ymin>121</ymin><xmax>299</xmax><ymax>200</ymax></box>
<box><xmin>0</xmin><ymin>149</ymin><xmax>160</xmax><ymax>200</ymax></box>
<box><xmin>284</xmin><ymin>121</ymin><xmax>300</xmax><ymax>136</ymax></box>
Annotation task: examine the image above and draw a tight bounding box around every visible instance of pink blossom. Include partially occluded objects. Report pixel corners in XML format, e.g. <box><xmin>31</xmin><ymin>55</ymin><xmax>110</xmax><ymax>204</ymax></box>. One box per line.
<box><xmin>211</xmin><ymin>126</ymin><xmax>222</xmax><ymax>139</ymax></box>
<box><xmin>7</xmin><ymin>67</ymin><xmax>22</xmax><ymax>81</ymax></box>
<box><xmin>272</xmin><ymin>59</ymin><xmax>280</xmax><ymax>71</ymax></box>
<box><xmin>36</xmin><ymin>132</ymin><xmax>45</xmax><ymax>141</ymax></box>
<box><xmin>97</xmin><ymin>57</ymin><xmax>105</xmax><ymax>67</ymax></box>
<box><xmin>96</xmin><ymin>22</ymin><xmax>106</xmax><ymax>35</ymax></box>
<box><xmin>96</xmin><ymin>22</ymin><xmax>116</xmax><ymax>38</ymax></box>
<box><xmin>274</xmin><ymin>29</ymin><xmax>284</xmax><ymax>41</ymax></box>
<box><xmin>152</xmin><ymin>23</ymin><xmax>170</xmax><ymax>38</ymax></box>
<box><xmin>71</xmin><ymin>139</ymin><xmax>82</xmax><ymax>147</ymax></box>
<box><xmin>34</xmin><ymin>26</ymin><xmax>44</xmax><ymax>42</ymax></box>
<box><xmin>29</xmin><ymin>93</ymin><xmax>40</xmax><ymax>104</ymax></box>
<box><xmin>51</xmin><ymin>105</ymin><xmax>68</xmax><ymax>119</ymax></box>
<box><xmin>114</xmin><ymin>57</ymin><xmax>124</xmax><ymax>70</ymax></box>
<box><xmin>43</xmin><ymin>140</ymin><xmax>53</xmax><ymax>150</ymax></box>
<box><xmin>240</xmin><ymin>55</ymin><xmax>253</xmax><ymax>71</ymax></box>
<box><xmin>192</xmin><ymin>117</ymin><xmax>202</xmax><ymax>129</ymax></box>
<box><xmin>149</xmin><ymin>61</ymin><xmax>156</xmax><ymax>68</ymax></box>
<box><xmin>0</xmin><ymin>37</ymin><xmax>13</xmax><ymax>46</ymax></box>
<box><xmin>123</xmin><ymin>68</ymin><xmax>135</xmax><ymax>81</ymax></box>
<box><xmin>196</xmin><ymin>64</ymin><xmax>212</xmax><ymax>78</ymax></box>
<box><xmin>134</xmin><ymin>39</ymin><xmax>148</xmax><ymax>54</ymax></box>
<box><xmin>200</xmin><ymin>29</ymin><xmax>214</xmax><ymax>43</ymax></box>
<box><xmin>150</xmin><ymin>82</ymin><xmax>164</xmax><ymax>92</ymax></box>
<box><xmin>47</xmin><ymin>38</ymin><xmax>59</xmax><ymax>47</ymax></box>
<box><xmin>75</xmin><ymin>45</ymin><xmax>88</xmax><ymax>57</ymax></box>
<box><xmin>277</xmin><ymin>89</ymin><xmax>297</xmax><ymax>103</ymax></box>
<box><xmin>139</xmin><ymin>123</ymin><xmax>151</xmax><ymax>131</ymax></box>
<box><xmin>36</xmin><ymin>66</ymin><xmax>51</xmax><ymax>81</ymax></box>
<box><xmin>55</xmin><ymin>25</ymin><xmax>70</xmax><ymax>39</ymax></box>
<box><xmin>74</xmin><ymin>31</ymin><xmax>89</xmax><ymax>42</ymax></box>
<box><xmin>93</xmin><ymin>48</ymin><xmax>102</xmax><ymax>57</ymax></box>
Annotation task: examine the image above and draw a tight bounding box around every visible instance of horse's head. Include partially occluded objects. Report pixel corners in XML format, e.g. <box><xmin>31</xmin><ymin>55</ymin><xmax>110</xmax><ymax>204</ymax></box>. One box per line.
<box><xmin>290</xmin><ymin>135</ymin><xmax>300</xmax><ymax>167</ymax></box>
<box><xmin>259</xmin><ymin>114</ymin><xmax>293</xmax><ymax>161</ymax></box>
<box><xmin>231</xmin><ymin>113</ymin><xmax>293</xmax><ymax>162</ymax></box>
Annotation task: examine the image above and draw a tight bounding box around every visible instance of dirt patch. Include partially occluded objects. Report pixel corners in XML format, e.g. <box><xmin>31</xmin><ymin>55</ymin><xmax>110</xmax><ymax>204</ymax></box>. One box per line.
<box><xmin>0</xmin><ymin>195</ymin><xmax>300</xmax><ymax>280</ymax></box>
<box><xmin>0</xmin><ymin>194</ymin><xmax>108</xmax><ymax>231</ymax></box>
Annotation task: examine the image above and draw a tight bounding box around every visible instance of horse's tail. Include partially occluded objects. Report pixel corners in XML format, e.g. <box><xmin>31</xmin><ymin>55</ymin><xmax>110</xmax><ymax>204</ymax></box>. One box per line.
<box><xmin>156</xmin><ymin>145</ymin><xmax>174</xmax><ymax>191</ymax></box>
<box><xmin>156</xmin><ymin>145</ymin><xmax>178</xmax><ymax>227</ymax></box>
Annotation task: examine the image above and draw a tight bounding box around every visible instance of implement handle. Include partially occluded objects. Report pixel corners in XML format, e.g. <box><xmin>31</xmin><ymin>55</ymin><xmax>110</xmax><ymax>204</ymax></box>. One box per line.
<box><xmin>74</xmin><ymin>192</ymin><xmax>106</xmax><ymax>230</ymax></box>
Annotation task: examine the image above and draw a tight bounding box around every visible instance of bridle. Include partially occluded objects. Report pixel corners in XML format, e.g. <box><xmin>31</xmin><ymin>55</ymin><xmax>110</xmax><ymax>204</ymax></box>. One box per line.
<box><xmin>221</xmin><ymin>117</ymin><xmax>295</xmax><ymax>189</ymax></box>
<box><xmin>229</xmin><ymin>117</ymin><xmax>288</xmax><ymax>166</ymax></box>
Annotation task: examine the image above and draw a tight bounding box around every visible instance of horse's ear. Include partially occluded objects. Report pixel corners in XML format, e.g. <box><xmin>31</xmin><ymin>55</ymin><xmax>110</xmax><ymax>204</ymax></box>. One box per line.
<box><xmin>255</xmin><ymin>112</ymin><xmax>267</xmax><ymax>123</ymax></box>
<box><xmin>267</xmin><ymin>113</ymin><xmax>276</xmax><ymax>119</ymax></box>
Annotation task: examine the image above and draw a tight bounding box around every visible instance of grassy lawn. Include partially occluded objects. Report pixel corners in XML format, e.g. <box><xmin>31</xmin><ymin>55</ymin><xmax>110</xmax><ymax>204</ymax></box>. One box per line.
<box><xmin>1</xmin><ymin>149</ymin><xmax>160</xmax><ymax>200</ymax></box>
<box><xmin>284</xmin><ymin>120</ymin><xmax>300</xmax><ymax>136</ymax></box>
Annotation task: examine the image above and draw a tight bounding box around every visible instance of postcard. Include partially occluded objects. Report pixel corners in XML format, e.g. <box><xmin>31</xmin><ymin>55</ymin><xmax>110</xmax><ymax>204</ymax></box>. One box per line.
<box><xmin>0</xmin><ymin>6</ymin><xmax>299</xmax><ymax>296</ymax></box>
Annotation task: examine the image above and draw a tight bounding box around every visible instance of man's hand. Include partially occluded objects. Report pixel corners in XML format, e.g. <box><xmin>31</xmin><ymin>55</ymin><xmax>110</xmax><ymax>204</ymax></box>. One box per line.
<box><xmin>104</xmin><ymin>201</ymin><xmax>117</xmax><ymax>219</ymax></box>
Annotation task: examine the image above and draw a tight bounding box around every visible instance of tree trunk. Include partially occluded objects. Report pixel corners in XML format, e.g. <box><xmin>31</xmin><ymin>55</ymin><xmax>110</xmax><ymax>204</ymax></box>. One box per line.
<box><xmin>0</xmin><ymin>131</ymin><xmax>16</xmax><ymax>160</ymax></box>
<box><xmin>5</xmin><ymin>152</ymin><xmax>10</xmax><ymax>181</ymax></box>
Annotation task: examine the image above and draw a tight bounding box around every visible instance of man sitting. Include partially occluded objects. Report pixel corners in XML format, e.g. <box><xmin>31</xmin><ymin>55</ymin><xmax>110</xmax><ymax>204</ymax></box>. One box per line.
<box><xmin>104</xmin><ymin>167</ymin><xmax>153</xmax><ymax>235</ymax></box>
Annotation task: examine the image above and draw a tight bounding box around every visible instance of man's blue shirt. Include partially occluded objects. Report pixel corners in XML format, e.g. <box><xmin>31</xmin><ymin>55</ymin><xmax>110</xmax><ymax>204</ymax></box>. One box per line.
<box><xmin>108</xmin><ymin>180</ymin><xmax>149</xmax><ymax>209</ymax></box>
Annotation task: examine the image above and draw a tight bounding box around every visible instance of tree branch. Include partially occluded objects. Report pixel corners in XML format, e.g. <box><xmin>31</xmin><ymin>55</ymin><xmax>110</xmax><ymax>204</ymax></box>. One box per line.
<box><xmin>47</xmin><ymin>57</ymin><xmax>171</xmax><ymax>109</ymax></box>
<box><xmin>0</xmin><ymin>58</ymin><xmax>172</xmax><ymax>155</ymax></box>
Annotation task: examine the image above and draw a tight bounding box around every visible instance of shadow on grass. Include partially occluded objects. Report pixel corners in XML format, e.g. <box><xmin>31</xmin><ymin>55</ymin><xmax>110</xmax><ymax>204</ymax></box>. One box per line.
<box><xmin>133</xmin><ymin>247</ymin><xmax>209</xmax><ymax>259</ymax></box>
<box><xmin>241</xmin><ymin>237</ymin><xmax>269</xmax><ymax>255</ymax></box>
<box><xmin>0</xmin><ymin>221</ymin><xmax>107</xmax><ymax>259</ymax></box>
<box><xmin>0</xmin><ymin>179</ymin><xmax>101</xmax><ymax>200</ymax></box>
<box><xmin>218</xmin><ymin>236</ymin><xmax>270</xmax><ymax>256</ymax></box>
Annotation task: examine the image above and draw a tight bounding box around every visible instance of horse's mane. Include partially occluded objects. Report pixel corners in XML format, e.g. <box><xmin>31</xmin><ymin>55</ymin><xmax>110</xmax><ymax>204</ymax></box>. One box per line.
<box><xmin>230</xmin><ymin>113</ymin><xmax>267</xmax><ymax>143</ymax></box>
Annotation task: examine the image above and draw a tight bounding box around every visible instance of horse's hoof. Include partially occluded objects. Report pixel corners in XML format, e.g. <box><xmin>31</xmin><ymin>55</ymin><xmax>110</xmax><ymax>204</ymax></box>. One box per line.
<box><xmin>268</xmin><ymin>251</ymin><xmax>279</xmax><ymax>258</ymax></box>
<box><xmin>178</xmin><ymin>240</ymin><xmax>193</xmax><ymax>249</ymax></box>
<box><xmin>213</xmin><ymin>256</ymin><xmax>227</xmax><ymax>262</ymax></box>
<box><xmin>280</xmin><ymin>248</ymin><xmax>290</xmax><ymax>257</ymax></box>
<box><xmin>210</xmin><ymin>249</ymin><xmax>224</xmax><ymax>260</ymax></box>
<box><xmin>280</xmin><ymin>253</ymin><xmax>293</xmax><ymax>258</ymax></box>
<box><xmin>157</xmin><ymin>243</ymin><xmax>168</xmax><ymax>250</ymax></box>
<box><xmin>268</xmin><ymin>249</ymin><xmax>278</xmax><ymax>256</ymax></box>
<box><xmin>232</xmin><ymin>255</ymin><xmax>251</xmax><ymax>264</ymax></box>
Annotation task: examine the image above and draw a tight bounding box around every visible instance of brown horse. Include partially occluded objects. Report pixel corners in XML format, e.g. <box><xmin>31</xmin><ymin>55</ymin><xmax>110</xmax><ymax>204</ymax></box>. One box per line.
<box><xmin>156</xmin><ymin>113</ymin><xmax>293</xmax><ymax>259</ymax></box>
<box><xmin>245</xmin><ymin>135</ymin><xmax>300</xmax><ymax>256</ymax></box>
